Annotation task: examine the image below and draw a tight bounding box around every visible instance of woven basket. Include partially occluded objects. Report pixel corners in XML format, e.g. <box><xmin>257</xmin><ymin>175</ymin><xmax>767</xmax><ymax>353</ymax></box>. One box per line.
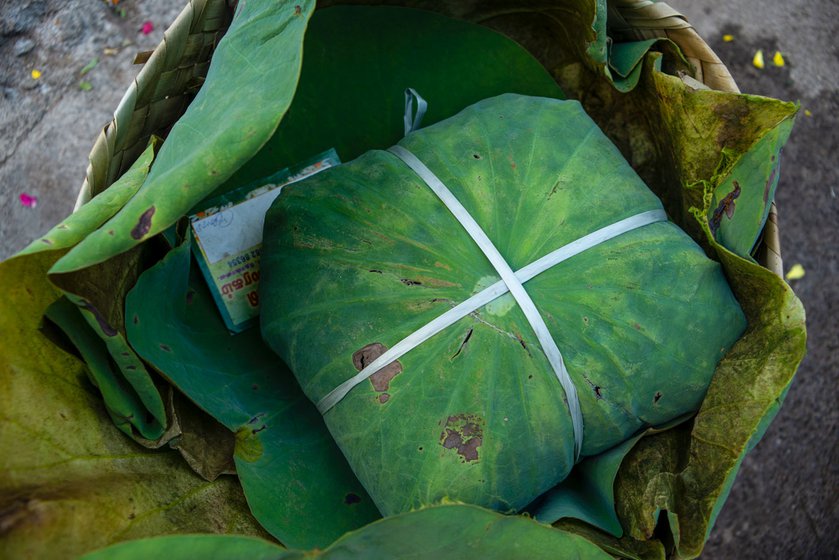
<box><xmin>61</xmin><ymin>1</ymin><xmax>796</xmax><ymax>556</ymax></box>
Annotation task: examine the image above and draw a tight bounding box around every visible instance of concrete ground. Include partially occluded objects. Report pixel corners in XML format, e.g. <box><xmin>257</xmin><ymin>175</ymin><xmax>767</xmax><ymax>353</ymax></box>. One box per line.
<box><xmin>0</xmin><ymin>1</ymin><xmax>836</xmax><ymax>558</ymax></box>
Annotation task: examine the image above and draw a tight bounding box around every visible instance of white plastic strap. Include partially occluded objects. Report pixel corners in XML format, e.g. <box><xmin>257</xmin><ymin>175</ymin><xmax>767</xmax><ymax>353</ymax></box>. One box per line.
<box><xmin>316</xmin><ymin>144</ymin><xmax>667</xmax><ymax>459</ymax></box>
<box><xmin>316</xmin><ymin>207</ymin><xmax>667</xmax><ymax>416</ymax></box>
<box><xmin>388</xmin><ymin>145</ymin><xmax>586</xmax><ymax>456</ymax></box>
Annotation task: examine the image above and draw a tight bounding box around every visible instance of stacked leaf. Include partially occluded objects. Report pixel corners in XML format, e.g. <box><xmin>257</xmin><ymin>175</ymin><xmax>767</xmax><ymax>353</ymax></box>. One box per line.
<box><xmin>0</xmin><ymin>2</ymin><xmax>805</xmax><ymax>559</ymax></box>
<box><xmin>260</xmin><ymin>93</ymin><xmax>747</xmax><ymax>515</ymax></box>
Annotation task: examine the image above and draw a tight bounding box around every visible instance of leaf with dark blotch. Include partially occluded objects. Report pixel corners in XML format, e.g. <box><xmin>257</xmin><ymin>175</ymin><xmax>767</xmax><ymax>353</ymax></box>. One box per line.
<box><xmin>20</xmin><ymin>138</ymin><xmax>158</xmax><ymax>257</ymax></box>
<box><xmin>51</xmin><ymin>1</ymin><xmax>317</xmax><ymax>273</ymax></box>
<box><xmin>261</xmin><ymin>94</ymin><xmax>747</xmax><ymax>517</ymax></box>
<box><xmin>707</xmin><ymin>115</ymin><xmax>795</xmax><ymax>258</ymax></box>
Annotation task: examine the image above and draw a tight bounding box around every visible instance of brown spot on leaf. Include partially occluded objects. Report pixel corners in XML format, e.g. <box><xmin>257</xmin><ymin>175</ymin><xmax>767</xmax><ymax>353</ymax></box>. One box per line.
<box><xmin>440</xmin><ymin>414</ymin><xmax>484</xmax><ymax>462</ymax></box>
<box><xmin>594</xmin><ymin>386</ymin><xmax>603</xmax><ymax>399</ymax></box>
<box><xmin>633</xmin><ymin>322</ymin><xmax>641</xmax><ymax>330</ymax></box>
<box><xmin>57</xmin><ymin>224</ymin><xmax>69</xmax><ymax>230</ymax></box>
<box><xmin>400</xmin><ymin>278</ymin><xmax>422</xmax><ymax>286</ymax></box>
<box><xmin>40</xmin><ymin>238</ymin><xmax>52</xmax><ymax>245</ymax></box>
<box><xmin>79</xmin><ymin>300</ymin><xmax>117</xmax><ymax>337</ymax></box>
<box><xmin>710</xmin><ymin>181</ymin><xmax>742</xmax><ymax>235</ymax></box>
<box><xmin>353</xmin><ymin>342</ymin><xmax>403</xmax><ymax>392</ymax></box>
<box><xmin>369</xmin><ymin>269</ymin><xmax>383</xmax><ymax>274</ymax></box>
<box><xmin>159</xmin><ymin>343</ymin><xmax>172</xmax><ymax>352</ymax></box>
<box><xmin>130</xmin><ymin>207</ymin><xmax>156</xmax><ymax>240</ymax></box>
<box><xmin>654</xmin><ymin>391</ymin><xmax>662</xmax><ymax>404</ymax></box>
<box><xmin>378</xmin><ymin>393</ymin><xmax>390</xmax><ymax>404</ymax></box>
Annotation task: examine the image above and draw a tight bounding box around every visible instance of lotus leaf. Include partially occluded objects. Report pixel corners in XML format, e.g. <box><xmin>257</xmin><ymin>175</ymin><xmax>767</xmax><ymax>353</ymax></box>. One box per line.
<box><xmin>125</xmin><ymin>240</ymin><xmax>379</xmax><ymax>548</ymax></box>
<box><xmin>2</xmin><ymin>2</ymin><xmax>806</xmax><ymax>558</ymax></box>
<box><xmin>260</xmin><ymin>93</ymin><xmax>747</xmax><ymax>516</ymax></box>
<box><xmin>81</xmin><ymin>504</ymin><xmax>612</xmax><ymax>560</ymax></box>
<box><xmin>0</xmin><ymin>253</ymin><xmax>270</xmax><ymax>559</ymax></box>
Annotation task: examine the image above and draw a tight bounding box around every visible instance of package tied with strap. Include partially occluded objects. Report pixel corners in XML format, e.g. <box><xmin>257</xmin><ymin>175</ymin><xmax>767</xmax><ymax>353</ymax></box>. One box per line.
<box><xmin>260</xmin><ymin>94</ymin><xmax>747</xmax><ymax>516</ymax></box>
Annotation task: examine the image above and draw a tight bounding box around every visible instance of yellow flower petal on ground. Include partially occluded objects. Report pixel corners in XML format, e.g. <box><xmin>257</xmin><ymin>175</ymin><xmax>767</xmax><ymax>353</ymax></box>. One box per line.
<box><xmin>753</xmin><ymin>49</ymin><xmax>765</xmax><ymax>69</ymax></box>
<box><xmin>723</xmin><ymin>34</ymin><xmax>734</xmax><ymax>42</ymax></box>
<box><xmin>804</xmin><ymin>109</ymin><xmax>812</xmax><ymax>117</ymax></box>
<box><xmin>31</xmin><ymin>69</ymin><xmax>42</xmax><ymax>79</ymax></box>
<box><xmin>773</xmin><ymin>51</ymin><xmax>786</xmax><ymax>67</ymax></box>
<box><xmin>785</xmin><ymin>263</ymin><xmax>805</xmax><ymax>281</ymax></box>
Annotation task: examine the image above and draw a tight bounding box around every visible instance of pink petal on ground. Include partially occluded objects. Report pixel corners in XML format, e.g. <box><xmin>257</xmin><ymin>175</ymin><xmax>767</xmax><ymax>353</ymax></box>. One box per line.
<box><xmin>140</xmin><ymin>21</ymin><xmax>154</xmax><ymax>35</ymax></box>
<box><xmin>19</xmin><ymin>193</ymin><xmax>38</xmax><ymax>208</ymax></box>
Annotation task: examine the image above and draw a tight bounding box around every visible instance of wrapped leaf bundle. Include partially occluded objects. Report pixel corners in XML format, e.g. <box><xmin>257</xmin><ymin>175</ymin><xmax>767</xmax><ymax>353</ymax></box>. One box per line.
<box><xmin>261</xmin><ymin>93</ymin><xmax>747</xmax><ymax>515</ymax></box>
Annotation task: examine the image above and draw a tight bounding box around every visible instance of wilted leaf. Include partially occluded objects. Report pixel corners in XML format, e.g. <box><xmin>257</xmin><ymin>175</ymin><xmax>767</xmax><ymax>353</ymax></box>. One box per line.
<box><xmin>0</xmin><ymin>253</ymin><xmax>271</xmax><ymax>559</ymax></box>
<box><xmin>531</xmin><ymin>416</ymin><xmax>692</xmax><ymax>537</ymax></box>
<box><xmin>574</xmin><ymin>61</ymin><xmax>807</xmax><ymax>559</ymax></box>
<box><xmin>707</xmin><ymin>115</ymin><xmax>795</xmax><ymax>259</ymax></box>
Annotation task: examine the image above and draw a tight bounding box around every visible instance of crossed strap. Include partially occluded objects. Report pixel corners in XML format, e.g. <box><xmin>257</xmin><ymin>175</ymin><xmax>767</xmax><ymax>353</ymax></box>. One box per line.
<box><xmin>315</xmin><ymin>142</ymin><xmax>666</xmax><ymax>460</ymax></box>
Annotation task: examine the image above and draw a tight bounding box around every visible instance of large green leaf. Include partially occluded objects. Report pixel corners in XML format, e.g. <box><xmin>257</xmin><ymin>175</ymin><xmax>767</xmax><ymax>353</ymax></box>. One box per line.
<box><xmin>261</xmin><ymin>94</ymin><xmax>746</xmax><ymax>516</ymax></box>
<box><xmin>4</xmin><ymin>2</ymin><xmax>805</xmax><ymax>558</ymax></box>
<box><xmin>0</xmin><ymin>253</ymin><xmax>271</xmax><ymax>559</ymax></box>
<box><xmin>125</xmin><ymin>240</ymin><xmax>379</xmax><ymax>549</ymax></box>
<box><xmin>82</xmin><ymin>504</ymin><xmax>613</xmax><ymax>559</ymax></box>
<box><xmin>51</xmin><ymin>0</ymin><xmax>317</xmax><ymax>273</ymax></box>
<box><xmin>81</xmin><ymin>534</ymin><xmax>286</xmax><ymax>560</ymax></box>
<box><xmin>209</xmin><ymin>5</ymin><xmax>565</xmax><ymax>199</ymax></box>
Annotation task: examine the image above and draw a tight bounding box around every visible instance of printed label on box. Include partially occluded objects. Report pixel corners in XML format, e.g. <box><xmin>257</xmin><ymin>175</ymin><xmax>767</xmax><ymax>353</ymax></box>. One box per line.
<box><xmin>190</xmin><ymin>149</ymin><xmax>340</xmax><ymax>333</ymax></box>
